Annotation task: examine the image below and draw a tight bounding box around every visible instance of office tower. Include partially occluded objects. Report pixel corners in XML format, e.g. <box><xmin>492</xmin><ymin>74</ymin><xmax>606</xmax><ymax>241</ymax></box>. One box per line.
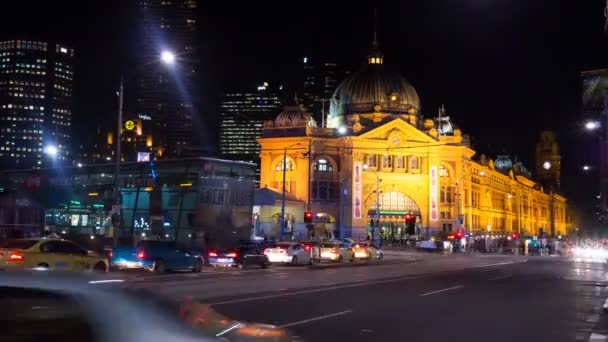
<box><xmin>138</xmin><ymin>0</ymin><xmax>198</xmax><ymax>157</ymax></box>
<box><xmin>219</xmin><ymin>82</ymin><xmax>284</xmax><ymax>182</ymax></box>
<box><xmin>301</xmin><ymin>57</ymin><xmax>350</xmax><ymax>125</ymax></box>
<box><xmin>0</xmin><ymin>40</ymin><xmax>74</xmax><ymax>169</ymax></box>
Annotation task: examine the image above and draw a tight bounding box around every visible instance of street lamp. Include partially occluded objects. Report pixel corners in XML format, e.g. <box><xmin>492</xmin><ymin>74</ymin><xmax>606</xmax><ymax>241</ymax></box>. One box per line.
<box><xmin>542</xmin><ymin>161</ymin><xmax>551</xmax><ymax>170</ymax></box>
<box><xmin>113</xmin><ymin>50</ymin><xmax>176</xmax><ymax>246</ymax></box>
<box><xmin>583</xmin><ymin>165</ymin><xmax>591</xmax><ymax>171</ymax></box>
<box><xmin>44</xmin><ymin>145</ymin><xmax>58</xmax><ymax>157</ymax></box>
<box><xmin>160</xmin><ymin>50</ymin><xmax>176</xmax><ymax>65</ymax></box>
<box><xmin>585</xmin><ymin>120</ymin><xmax>600</xmax><ymax>131</ymax></box>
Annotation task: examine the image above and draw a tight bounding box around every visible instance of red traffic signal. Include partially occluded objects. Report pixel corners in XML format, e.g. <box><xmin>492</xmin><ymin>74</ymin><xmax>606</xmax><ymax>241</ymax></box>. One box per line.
<box><xmin>405</xmin><ymin>213</ymin><xmax>414</xmax><ymax>223</ymax></box>
<box><xmin>304</xmin><ymin>211</ymin><xmax>313</xmax><ymax>223</ymax></box>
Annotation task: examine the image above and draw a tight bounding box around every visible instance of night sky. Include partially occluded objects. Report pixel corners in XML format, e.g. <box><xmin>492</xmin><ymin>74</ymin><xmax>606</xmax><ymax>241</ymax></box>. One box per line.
<box><xmin>2</xmin><ymin>0</ymin><xmax>608</xmax><ymax>208</ymax></box>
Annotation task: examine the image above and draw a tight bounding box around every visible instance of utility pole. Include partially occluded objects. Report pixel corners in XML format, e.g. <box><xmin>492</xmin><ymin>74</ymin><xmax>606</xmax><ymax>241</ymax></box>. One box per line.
<box><xmin>113</xmin><ymin>76</ymin><xmax>124</xmax><ymax>247</ymax></box>
<box><xmin>340</xmin><ymin>179</ymin><xmax>346</xmax><ymax>239</ymax></box>
<box><xmin>279</xmin><ymin>147</ymin><xmax>287</xmax><ymax>241</ymax></box>
<box><xmin>307</xmin><ymin>139</ymin><xmax>312</xmax><ymax>210</ymax></box>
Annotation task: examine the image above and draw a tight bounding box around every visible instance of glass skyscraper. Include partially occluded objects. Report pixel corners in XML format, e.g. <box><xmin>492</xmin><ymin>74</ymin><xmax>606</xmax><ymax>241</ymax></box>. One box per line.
<box><xmin>219</xmin><ymin>83</ymin><xmax>284</xmax><ymax>183</ymax></box>
<box><xmin>0</xmin><ymin>40</ymin><xmax>74</xmax><ymax>169</ymax></box>
<box><xmin>138</xmin><ymin>0</ymin><xmax>199</xmax><ymax>158</ymax></box>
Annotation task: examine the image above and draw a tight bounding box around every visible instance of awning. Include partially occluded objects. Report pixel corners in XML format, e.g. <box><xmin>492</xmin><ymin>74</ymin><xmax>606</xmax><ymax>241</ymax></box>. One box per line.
<box><xmin>254</xmin><ymin>186</ymin><xmax>305</xmax><ymax>206</ymax></box>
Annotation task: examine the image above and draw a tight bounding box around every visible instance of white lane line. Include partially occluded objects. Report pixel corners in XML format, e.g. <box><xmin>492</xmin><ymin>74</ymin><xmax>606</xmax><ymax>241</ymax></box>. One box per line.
<box><xmin>489</xmin><ymin>275</ymin><xmax>512</xmax><ymax>281</ymax></box>
<box><xmin>468</xmin><ymin>261</ymin><xmax>516</xmax><ymax>269</ymax></box>
<box><xmin>210</xmin><ymin>276</ymin><xmax>422</xmax><ymax>306</ymax></box>
<box><xmin>419</xmin><ymin>285</ymin><xmax>463</xmax><ymax>297</ymax></box>
<box><xmin>589</xmin><ymin>333</ymin><xmax>607</xmax><ymax>342</ymax></box>
<box><xmin>278</xmin><ymin>310</ymin><xmax>352</xmax><ymax>328</ymax></box>
<box><xmin>603</xmin><ymin>297</ymin><xmax>608</xmax><ymax>311</ymax></box>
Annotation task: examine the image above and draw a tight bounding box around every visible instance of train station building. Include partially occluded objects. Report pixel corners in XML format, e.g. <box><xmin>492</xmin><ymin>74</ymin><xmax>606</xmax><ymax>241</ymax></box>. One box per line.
<box><xmin>255</xmin><ymin>42</ymin><xmax>569</xmax><ymax>240</ymax></box>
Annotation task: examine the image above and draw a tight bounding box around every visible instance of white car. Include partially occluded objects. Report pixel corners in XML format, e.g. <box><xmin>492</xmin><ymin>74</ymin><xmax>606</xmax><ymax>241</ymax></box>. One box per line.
<box><xmin>351</xmin><ymin>242</ymin><xmax>384</xmax><ymax>260</ymax></box>
<box><xmin>263</xmin><ymin>242</ymin><xmax>312</xmax><ymax>265</ymax></box>
<box><xmin>319</xmin><ymin>242</ymin><xmax>355</xmax><ymax>263</ymax></box>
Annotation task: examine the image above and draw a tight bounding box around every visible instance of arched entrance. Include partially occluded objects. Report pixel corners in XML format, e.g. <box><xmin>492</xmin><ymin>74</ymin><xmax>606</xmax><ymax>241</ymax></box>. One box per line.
<box><xmin>367</xmin><ymin>191</ymin><xmax>422</xmax><ymax>241</ymax></box>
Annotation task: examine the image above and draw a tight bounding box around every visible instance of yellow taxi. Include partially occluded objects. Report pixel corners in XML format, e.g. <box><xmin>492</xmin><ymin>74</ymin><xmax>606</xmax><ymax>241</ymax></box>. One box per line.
<box><xmin>0</xmin><ymin>238</ymin><xmax>108</xmax><ymax>272</ymax></box>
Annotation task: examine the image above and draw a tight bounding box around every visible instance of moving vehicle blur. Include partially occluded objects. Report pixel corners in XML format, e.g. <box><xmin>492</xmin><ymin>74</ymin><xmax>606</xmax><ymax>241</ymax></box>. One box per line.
<box><xmin>264</xmin><ymin>242</ymin><xmax>312</xmax><ymax>265</ymax></box>
<box><xmin>0</xmin><ymin>271</ymin><xmax>292</xmax><ymax>341</ymax></box>
<box><xmin>351</xmin><ymin>242</ymin><xmax>384</xmax><ymax>260</ymax></box>
<box><xmin>319</xmin><ymin>242</ymin><xmax>354</xmax><ymax>263</ymax></box>
<box><xmin>0</xmin><ymin>238</ymin><xmax>108</xmax><ymax>272</ymax></box>
<box><xmin>208</xmin><ymin>245</ymin><xmax>270</xmax><ymax>269</ymax></box>
<box><xmin>110</xmin><ymin>240</ymin><xmax>203</xmax><ymax>273</ymax></box>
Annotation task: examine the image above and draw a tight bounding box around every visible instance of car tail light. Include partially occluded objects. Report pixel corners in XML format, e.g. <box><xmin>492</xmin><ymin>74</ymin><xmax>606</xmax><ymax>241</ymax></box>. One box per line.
<box><xmin>332</xmin><ymin>248</ymin><xmax>339</xmax><ymax>254</ymax></box>
<box><xmin>9</xmin><ymin>252</ymin><xmax>23</xmax><ymax>261</ymax></box>
<box><xmin>208</xmin><ymin>251</ymin><xmax>218</xmax><ymax>257</ymax></box>
<box><xmin>108</xmin><ymin>251</ymin><xmax>113</xmax><ymax>258</ymax></box>
<box><xmin>263</xmin><ymin>249</ymin><xmax>269</xmax><ymax>255</ymax></box>
<box><xmin>303</xmin><ymin>244</ymin><xmax>311</xmax><ymax>252</ymax></box>
<box><xmin>226</xmin><ymin>252</ymin><xmax>238</xmax><ymax>258</ymax></box>
<box><xmin>137</xmin><ymin>251</ymin><xmax>145</xmax><ymax>259</ymax></box>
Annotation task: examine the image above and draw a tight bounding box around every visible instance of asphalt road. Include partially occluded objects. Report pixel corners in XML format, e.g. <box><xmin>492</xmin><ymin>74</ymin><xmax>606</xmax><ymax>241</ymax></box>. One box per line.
<box><xmin>126</xmin><ymin>254</ymin><xmax>608</xmax><ymax>342</ymax></box>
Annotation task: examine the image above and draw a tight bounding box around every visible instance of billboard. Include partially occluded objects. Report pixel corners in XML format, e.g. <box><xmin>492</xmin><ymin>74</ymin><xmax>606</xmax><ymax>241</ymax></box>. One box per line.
<box><xmin>582</xmin><ymin>69</ymin><xmax>608</xmax><ymax>117</ymax></box>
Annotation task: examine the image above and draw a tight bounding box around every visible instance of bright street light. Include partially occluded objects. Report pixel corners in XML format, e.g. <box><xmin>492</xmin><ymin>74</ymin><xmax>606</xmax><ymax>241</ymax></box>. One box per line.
<box><xmin>583</xmin><ymin>165</ymin><xmax>591</xmax><ymax>171</ymax></box>
<box><xmin>160</xmin><ymin>50</ymin><xmax>176</xmax><ymax>65</ymax></box>
<box><xmin>542</xmin><ymin>161</ymin><xmax>551</xmax><ymax>170</ymax></box>
<box><xmin>585</xmin><ymin>120</ymin><xmax>600</xmax><ymax>131</ymax></box>
<box><xmin>77</xmin><ymin>163</ymin><xmax>83</xmax><ymax>168</ymax></box>
<box><xmin>44</xmin><ymin>145</ymin><xmax>58</xmax><ymax>157</ymax></box>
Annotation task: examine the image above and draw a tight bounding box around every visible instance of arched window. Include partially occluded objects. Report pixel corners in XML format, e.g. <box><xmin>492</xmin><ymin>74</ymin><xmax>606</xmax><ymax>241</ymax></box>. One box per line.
<box><xmin>275</xmin><ymin>159</ymin><xmax>294</xmax><ymax>172</ymax></box>
<box><xmin>439</xmin><ymin>165</ymin><xmax>449</xmax><ymax>177</ymax></box>
<box><xmin>274</xmin><ymin>158</ymin><xmax>296</xmax><ymax>193</ymax></box>
<box><xmin>314</xmin><ymin>159</ymin><xmax>334</xmax><ymax>172</ymax></box>
<box><xmin>313</xmin><ymin>157</ymin><xmax>337</xmax><ymax>201</ymax></box>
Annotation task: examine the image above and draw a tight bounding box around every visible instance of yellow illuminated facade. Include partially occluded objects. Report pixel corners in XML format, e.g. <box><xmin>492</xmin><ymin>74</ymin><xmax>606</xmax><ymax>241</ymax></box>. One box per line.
<box><xmin>256</xmin><ymin>46</ymin><xmax>568</xmax><ymax>239</ymax></box>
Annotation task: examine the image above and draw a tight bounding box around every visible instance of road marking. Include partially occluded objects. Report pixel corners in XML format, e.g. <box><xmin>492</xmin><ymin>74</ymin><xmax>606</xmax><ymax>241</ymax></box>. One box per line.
<box><xmin>419</xmin><ymin>285</ymin><xmax>463</xmax><ymax>297</ymax></box>
<box><xmin>216</xmin><ymin>323</ymin><xmax>242</xmax><ymax>337</ymax></box>
<box><xmin>468</xmin><ymin>261</ymin><xmax>517</xmax><ymax>269</ymax></box>
<box><xmin>278</xmin><ymin>310</ymin><xmax>352</xmax><ymax>328</ymax></box>
<box><xmin>88</xmin><ymin>279</ymin><xmax>124</xmax><ymax>284</ymax></box>
<box><xmin>210</xmin><ymin>275</ymin><xmax>422</xmax><ymax>306</ymax></box>
<box><xmin>489</xmin><ymin>275</ymin><xmax>512</xmax><ymax>281</ymax></box>
<box><xmin>589</xmin><ymin>333</ymin><xmax>607</xmax><ymax>342</ymax></box>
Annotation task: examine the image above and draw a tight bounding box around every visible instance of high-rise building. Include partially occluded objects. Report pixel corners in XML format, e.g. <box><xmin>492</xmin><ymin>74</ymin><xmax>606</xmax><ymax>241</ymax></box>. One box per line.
<box><xmin>581</xmin><ymin>68</ymin><xmax>608</xmax><ymax>228</ymax></box>
<box><xmin>77</xmin><ymin>112</ymin><xmax>158</xmax><ymax>165</ymax></box>
<box><xmin>138</xmin><ymin>0</ymin><xmax>198</xmax><ymax>158</ymax></box>
<box><xmin>219</xmin><ymin>82</ymin><xmax>284</xmax><ymax>181</ymax></box>
<box><xmin>300</xmin><ymin>57</ymin><xmax>350</xmax><ymax>126</ymax></box>
<box><xmin>0</xmin><ymin>40</ymin><xmax>74</xmax><ymax>169</ymax></box>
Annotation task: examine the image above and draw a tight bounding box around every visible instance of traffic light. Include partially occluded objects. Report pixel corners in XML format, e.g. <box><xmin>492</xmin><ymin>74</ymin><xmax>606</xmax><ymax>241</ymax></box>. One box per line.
<box><xmin>405</xmin><ymin>213</ymin><xmax>414</xmax><ymax>223</ymax></box>
<box><xmin>304</xmin><ymin>211</ymin><xmax>313</xmax><ymax>223</ymax></box>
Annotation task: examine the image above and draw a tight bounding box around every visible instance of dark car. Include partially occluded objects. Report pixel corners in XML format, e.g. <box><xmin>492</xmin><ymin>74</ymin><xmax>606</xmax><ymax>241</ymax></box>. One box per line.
<box><xmin>110</xmin><ymin>240</ymin><xmax>204</xmax><ymax>273</ymax></box>
<box><xmin>208</xmin><ymin>244</ymin><xmax>270</xmax><ymax>269</ymax></box>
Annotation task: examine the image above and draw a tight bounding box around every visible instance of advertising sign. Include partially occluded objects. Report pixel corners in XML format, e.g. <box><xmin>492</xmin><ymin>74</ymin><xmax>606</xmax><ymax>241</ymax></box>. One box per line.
<box><xmin>353</xmin><ymin>162</ymin><xmax>362</xmax><ymax>219</ymax></box>
<box><xmin>582</xmin><ymin>69</ymin><xmax>608</xmax><ymax>117</ymax></box>
<box><xmin>137</xmin><ymin>152</ymin><xmax>151</xmax><ymax>162</ymax></box>
<box><xmin>429</xmin><ymin>166</ymin><xmax>438</xmax><ymax>221</ymax></box>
